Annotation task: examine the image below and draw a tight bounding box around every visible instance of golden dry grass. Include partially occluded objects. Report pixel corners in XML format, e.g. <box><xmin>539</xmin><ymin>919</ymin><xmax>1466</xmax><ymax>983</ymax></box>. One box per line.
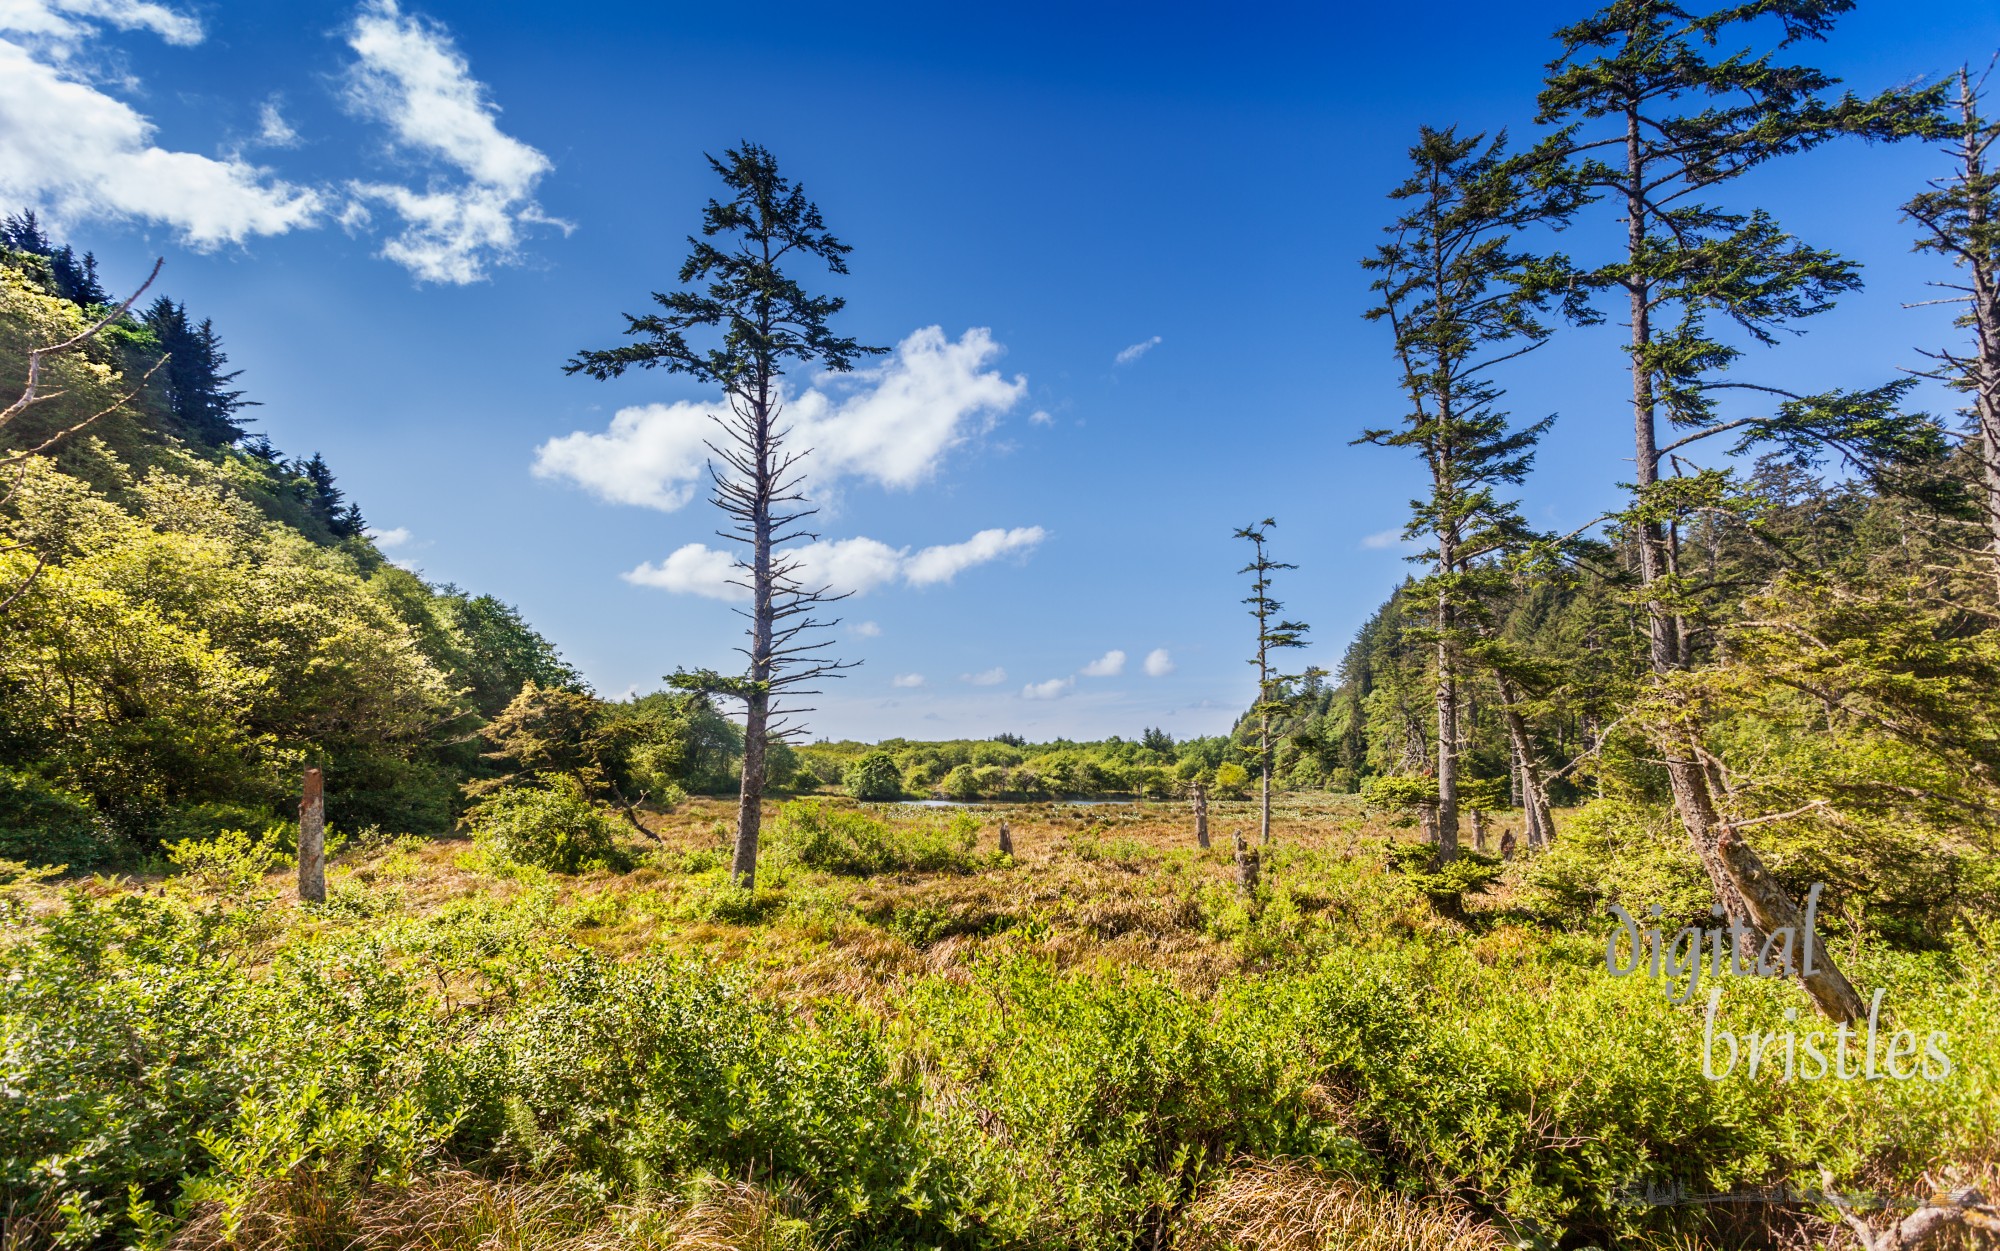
<box><xmin>165</xmin><ymin>1171</ymin><xmax>818</xmax><ymax>1251</ymax></box>
<box><xmin>1174</xmin><ymin>1160</ymin><xmax>1512</xmax><ymax>1251</ymax></box>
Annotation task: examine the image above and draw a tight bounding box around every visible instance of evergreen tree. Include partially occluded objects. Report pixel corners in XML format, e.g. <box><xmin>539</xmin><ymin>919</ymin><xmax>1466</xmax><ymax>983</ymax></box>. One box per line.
<box><xmin>290</xmin><ymin>452</ymin><xmax>366</xmax><ymax>539</ymax></box>
<box><xmin>48</xmin><ymin>247</ymin><xmax>106</xmax><ymax>307</ymax></box>
<box><xmin>142</xmin><ymin>298</ymin><xmax>257</xmax><ymax>447</ymax></box>
<box><xmin>1905</xmin><ymin>64</ymin><xmax>2000</xmax><ymax>594</ymax></box>
<box><xmin>567</xmin><ymin>142</ymin><xmax>882</xmax><ymax>890</ymax></box>
<box><xmin>1360</xmin><ymin>126</ymin><xmax>1587</xmax><ymax>861</ymax></box>
<box><xmin>1536</xmin><ymin>0</ymin><xmax>1944</xmax><ymax>1021</ymax></box>
<box><xmin>1234</xmin><ymin>519</ymin><xmax>1309</xmax><ymax>846</ymax></box>
<box><xmin>0</xmin><ymin>210</ymin><xmax>49</xmax><ymax>255</ymax></box>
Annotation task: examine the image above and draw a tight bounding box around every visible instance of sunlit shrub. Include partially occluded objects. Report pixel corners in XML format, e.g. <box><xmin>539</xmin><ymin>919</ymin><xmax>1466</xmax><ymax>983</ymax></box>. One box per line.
<box><xmin>468</xmin><ymin>774</ymin><xmax>628</xmax><ymax>873</ymax></box>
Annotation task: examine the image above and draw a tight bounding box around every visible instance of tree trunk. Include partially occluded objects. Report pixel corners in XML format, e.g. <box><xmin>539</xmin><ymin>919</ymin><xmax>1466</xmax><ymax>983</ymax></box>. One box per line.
<box><xmin>1963</xmin><ymin>71</ymin><xmax>2000</xmax><ymax>597</ymax></box>
<box><xmin>1493</xmin><ymin>673</ymin><xmax>1555</xmax><ymax>846</ymax></box>
<box><xmin>1434</xmin><ymin>527</ymin><xmax>1460</xmax><ymax>861</ymax></box>
<box><xmin>1234</xmin><ymin>831</ymin><xmax>1260</xmax><ymax>898</ymax></box>
<box><xmin>1470</xmin><ymin>807</ymin><xmax>1488</xmax><ymax>853</ymax></box>
<box><xmin>998</xmin><ymin>820</ymin><xmax>1012</xmax><ymax>857</ymax></box>
<box><xmin>1193</xmin><ymin>782</ymin><xmax>1210</xmax><ymax>850</ymax></box>
<box><xmin>732</xmin><ymin>393</ymin><xmax>775</xmax><ymax>891</ymax></box>
<box><xmin>297</xmin><ymin>766</ymin><xmax>325</xmax><ymax>904</ymax></box>
<box><xmin>1624</xmin><ymin>109</ymin><xmax>1865</xmax><ymax>1022</ymax></box>
<box><xmin>1259</xmin><ymin>709</ymin><xmax>1273</xmax><ymax>847</ymax></box>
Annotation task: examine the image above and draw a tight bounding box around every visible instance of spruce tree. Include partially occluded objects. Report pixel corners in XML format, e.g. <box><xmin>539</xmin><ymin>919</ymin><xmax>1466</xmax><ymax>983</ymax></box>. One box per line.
<box><xmin>1360</xmin><ymin>126</ymin><xmax>1587</xmax><ymax>861</ymax></box>
<box><xmin>1537</xmin><ymin>0</ymin><xmax>1944</xmax><ymax>1020</ymax></box>
<box><xmin>142</xmin><ymin>298</ymin><xmax>256</xmax><ymax>447</ymax></box>
<box><xmin>1234</xmin><ymin>519</ymin><xmax>1309</xmax><ymax>847</ymax></box>
<box><xmin>567</xmin><ymin>143</ymin><xmax>881</xmax><ymax>889</ymax></box>
<box><xmin>1905</xmin><ymin>65</ymin><xmax>2000</xmax><ymax>594</ymax></box>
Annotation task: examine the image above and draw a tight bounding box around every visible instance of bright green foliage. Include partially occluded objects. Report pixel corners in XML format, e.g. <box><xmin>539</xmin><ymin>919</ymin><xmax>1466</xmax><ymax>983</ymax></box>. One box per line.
<box><xmin>843</xmin><ymin>751</ymin><xmax>902</xmax><ymax>800</ymax></box>
<box><xmin>765</xmin><ymin>799</ymin><xmax>977</xmax><ymax>875</ymax></box>
<box><xmin>468</xmin><ymin>775</ymin><xmax>629</xmax><ymax>874</ymax></box>
<box><xmin>0</xmin><ymin>767</ymin><xmax>102</xmax><ymax>867</ymax></box>
<box><xmin>1212</xmin><ymin>761</ymin><xmax>1250</xmax><ymax>797</ymax></box>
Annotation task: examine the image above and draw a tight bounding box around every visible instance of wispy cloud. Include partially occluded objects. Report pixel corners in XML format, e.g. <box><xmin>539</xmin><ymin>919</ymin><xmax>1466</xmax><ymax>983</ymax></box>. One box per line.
<box><xmin>1028</xmin><ymin>409</ymin><xmax>1054</xmax><ymax>427</ymax></box>
<box><xmin>367</xmin><ymin>525</ymin><xmax>412</xmax><ymax>548</ymax></box>
<box><xmin>891</xmin><ymin>673</ymin><xmax>925</xmax><ymax>689</ymax></box>
<box><xmin>1361</xmin><ymin>527</ymin><xmax>1415</xmax><ymax>551</ymax></box>
<box><xmin>1114</xmin><ymin>335</ymin><xmax>1161</xmax><ymax>366</ymax></box>
<box><xmin>1022</xmin><ymin>676</ymin><xmax>1074</xmax><ymax>700</ymax></box>
<box><xmin>536</xmin><ymin>327</ymin><xmax>1026</xmax><ymax>510</ymax></box>
<box><xmin>1080</xmin><ymin>649</ymin><xmax>1126</xmax><ymax>677</ymax></box>
<box><xmin>0</xmin><ymin>2</ymin><xmax>322</xmax><ymax>245</ymax></box>
<box><xmin>962</xmin><ymin>667</ymin><xmax>1006</xmax><ymax>686</ymax></box>
<box><xmin>1143</xmin><ymin>647</ymin><xmax>1174</xmax><ymax>677</ymax></box>
<box><xmin>849</xmin><ymin>620</ymin><xmax>882</xmax><ymax>638</ymax></box>
<box><xmin>624</xmin><ymin>526</ymin><xmax>1045</xmax><ymax>601</ymax></box>
<box><xmin>255</xmin><ymin>99</ymin><xmax>301</xmax><ymax>149</ymax></box>
<box><xmin>341</xmin><ymin>0</ymin><xmax>561</xmax><ymax>283</ymax></box>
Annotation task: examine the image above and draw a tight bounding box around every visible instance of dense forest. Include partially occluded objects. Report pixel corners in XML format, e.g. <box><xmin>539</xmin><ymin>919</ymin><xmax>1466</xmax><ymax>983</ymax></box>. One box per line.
<box><xmin>4</xmin><ymin>2</ymin><xmax>2000</xmax><ymax>1249</ymax></box>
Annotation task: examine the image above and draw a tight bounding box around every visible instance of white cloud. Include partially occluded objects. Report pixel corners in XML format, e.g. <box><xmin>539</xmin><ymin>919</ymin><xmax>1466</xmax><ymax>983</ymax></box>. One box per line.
<box><xmin>367</xmin><ymin>525</ymin><xmax>412</xmax><ymax>549</ymax></box>
<box><xmin>1029</xmin><ymin>410</ymin><xmax>1053</xmax><ymax>427</ymax></box>
<box><xmin>0</xmin><ymin>0</ymin><xmax>202</xmax><ymax>47</ymax></box>
<box><xmin>1115</xmin><ymin>335</ymin><xmax>1161</xmax><ymax>366</ymax></box>
<box><xmin>903</xmin><ymin>527</ymin><xmax>1044</xmax><ymax>586</ymax></box>
<box><xmin>891</xmin><ymin>673</ymin><xmax>925</xmax><ymax>689</ymax></box>
<box><xmin>1143</xmin><ymin>647</ymin><xmax>1174</xmax><ymax>677</ymax></box>
<box><xmin>1022</xmin><ymin>676</ymin><xmax>1074</xmax><ymax>700</ymax></box>
<box><xmin>342</xmin><ymin>0</ymin><xmax>558</xmax><ymax>283</ymax></box>
<box><xmin>1081</xmin><ymin>649</ymin><xmax>1126</xmax><ymax>677</ymax></box>
<box><xmin>625</xmin><ymin>525</ymin><xmax>1043</xmax><ymax>601</ymax></box>
<box><xmin>623</xmin><ymin>543</ymin><xmax>743</xmax><ymax>601</ymax></box>
<box><xmin>962</xmin><ymin>667</ymin><xmax>1006</xmax><ymax>686</ymax></box>
<box><xmin>0</xmin><ymin>14</ymin><xmax>322</xmax><ymax>246</ymax></box>
<box><xmin>849</xmin><ymin>620</ymin><xmax>882</xmax><ymax>638</ymax></box>
<box><xmin>255</xmin><ymin>99</ymin><xmax>300</xmax><ymax>149</ymax></box>
<box><xmin>1361</xmin><ymin>527</ymin><xmax>1415</xmax><ymax>550</ymax></box>
<box><xmin>534</xmin><ymin>327</ymin><xmax>1025</xmax><ymax>509</ymax></box>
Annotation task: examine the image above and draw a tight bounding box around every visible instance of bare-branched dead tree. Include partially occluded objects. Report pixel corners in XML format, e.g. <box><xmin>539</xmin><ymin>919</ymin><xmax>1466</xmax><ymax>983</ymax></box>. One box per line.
<box><xmin>566</xmin><ymin>144</ymin><xmax>881</xmax><ymax>888</ymax></box>
<box><xmin>0</xmin><ymin>256</ymin><xmax>162</xmax><ymax>612</ymax></box>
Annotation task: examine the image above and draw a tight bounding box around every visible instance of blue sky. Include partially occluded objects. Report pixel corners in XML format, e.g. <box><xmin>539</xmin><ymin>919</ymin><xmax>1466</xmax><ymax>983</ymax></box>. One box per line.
<box><xmin>3</xmin><ymin>0</ymin><xmax>1994</xmax><ymax>741</ymax></box>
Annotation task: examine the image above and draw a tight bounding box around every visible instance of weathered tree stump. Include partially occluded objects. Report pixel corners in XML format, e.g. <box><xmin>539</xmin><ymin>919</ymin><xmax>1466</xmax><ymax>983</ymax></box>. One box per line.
<box><xmin>1192</xmin><ymin>781</ymin><xmax>1210</xmax><ymax>850</ymax></box>
<box><xmin>1471</xmin><ymin>808</ymin><xmax>1489</xmax><ymax>853</ymax></box>
<box><xmin>298</xmin><ymin>766</ymin><xmax>326</xmax><ymax>904</ymax></box>
<box><xmin>1499</xmin><ymin>828</ymin><xmax>1517</xmax><ymax>862</ymax></box>
<box><xmin>1233</xmin><ymin>830</ymin><xmax>1260</xmax><ymax>898</ymax></box>
<box><xmin>997</xmin><ymin>820</ymin><xmax>1013</xmax><ymax>857</ymax></box>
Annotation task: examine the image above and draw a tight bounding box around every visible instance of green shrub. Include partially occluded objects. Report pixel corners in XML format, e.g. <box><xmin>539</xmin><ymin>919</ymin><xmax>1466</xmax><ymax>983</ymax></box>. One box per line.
<box><xmin>1384</xmin><ymin>842</ymin><xmax>1502</xmax><ymax>918</ymax></box>
<box><xmin>843</xmin><ymin>751</ymin><xmax>902</xmax><ymax>800</ymax></box>
<box><xmin>0</xmin><ymin>766</ymin><xmax>105</xmax><ymax>868</ymax></box>
<box><xmin>1524</xmin><ymin>799</ymin><xmax>1709</xmax><ymax>926</ymax></box>
<box><xmin>766</xmin><ymin>800</ymin><xmax>976</xmax><ymax>875</ymax></box>
<box><xmin>469</xmin><ymin>775</ymin><xmax>629</xmax><ymax>873</ymax></box>
<box><xmin>1212</xmin><ymin>762</ymin><xmax>1251</xmax><ymax>798</ymax></box>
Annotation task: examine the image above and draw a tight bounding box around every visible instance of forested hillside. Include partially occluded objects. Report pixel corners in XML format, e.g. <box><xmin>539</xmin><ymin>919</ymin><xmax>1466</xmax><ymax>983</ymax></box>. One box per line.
<box><xmin>0</xmin><ymin>216</ymin><xmax>586</xmax><ymax>860</ymax></box>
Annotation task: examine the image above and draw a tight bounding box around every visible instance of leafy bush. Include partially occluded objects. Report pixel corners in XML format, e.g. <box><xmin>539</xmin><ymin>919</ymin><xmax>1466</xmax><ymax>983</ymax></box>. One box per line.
<box><xmin>468</xmin><ymin>775</ymin><xmax>629</xmax><ymax>873</ymax></box>
<box><xmin>0</xmin><ymin>766</ymin><xmax>103</xmax><ymax>868</ymax></box>
<box><xmin>843</xmin><ymin>751</ymin><xmax>902</xmax><ymax>800</ymax></box>
<box><xmin>1213</xmin><ymin>761</ymin><xmax>1251</xmax><ymax>797</ymax></box>
<box><xmin>1384</xmin><ymin>842</ymin><xmax>1502</xmax><ymax>918</ymax></box>
<box><xmin>1524</xmin><ymin>799</ymin><xmax>1710</xmax><ymax>926</ymax></box>
<box><xmin>766</xmin><ymin>800</ymin><xmax>977</xmax><ymax>875</ymax></box>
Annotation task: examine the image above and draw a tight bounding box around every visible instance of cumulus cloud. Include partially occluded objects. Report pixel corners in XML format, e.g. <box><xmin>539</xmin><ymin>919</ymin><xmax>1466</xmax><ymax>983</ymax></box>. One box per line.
<box><xmin>623</xmin><ymin>543</ymin><xmax>742</xmax><ymax>601</ymax></box>
<box><xmin>1115</xmin><ymin>335</ymin><xmax>1161</xmax><ymax>366</ymax></box>
<box><xmin>849</xmin><ymin>620</ymin><xmax>882</xmax><ymax>638</ymax></box>
<box><xmin>533</xmin><ymin>327</ymin><xmax>1026</xmax><ymax>509</ymax></box>
<box><xmin>367</xmin><ymin>525</ymin><xmax>412</xmax><ymax>549</ymax></box>
<box><xmin>962</xmin><ymin>667</ymin><xmax>1006</xmax><ymax>686</ymax></box>
<box><xmin>1029</xmin><ymin>410</ymin><xmax>1054</xmax><ymax>427</ymax></box>
<box><xmin>1143</xmin><ymin>647</ymin><xmax>1174</xmax><ymax>677</ymax></box>
<box><xmin>1080</xmin><ymin>649</ymin><xmax>1126</xmax><ymax>677</ymax></box>
<box><xmin>624</xmin><ymin>525</ymin><xmax>1044</xmax><ymax>601</ymax></box>
<box><xmin>1022</xmin><ymin>676</ymin><xmax>1074</xmax><ymax>700</ymax></box>
<box><xmin>891</xmin><ymin>673</ymin><xmax>925</xmax><ymax>689</ymax></box>
<box><xmin>342</xmin><ymin>0</ymin><xmax>559</xmax><ymax>283</ymax></box>
<box><xmin>0</xmin><ymin>5</ymin><xmax>322</xmax><ymax>246</ymax></box>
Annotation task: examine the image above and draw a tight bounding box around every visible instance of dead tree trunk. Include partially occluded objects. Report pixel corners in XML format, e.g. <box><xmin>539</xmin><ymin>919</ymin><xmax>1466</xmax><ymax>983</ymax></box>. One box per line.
<box><xmin>1192</xmin><ymin>781</ymin><xmax>1210</xmax><ymax>850</ymax></box>
<box><xmin>1233</xmin><ymin>831</ymin><xmax>1260</xmax><ymax>898</ymax></box>
<box><xmin>998</xmin><ymin>820</ymin><xmax>1013</xmax><ymax>857</ymax></box>
<box><xmin>298</xmin><ymin>766</ymin><xmax>325</xmax><ymax>904</ymax></box>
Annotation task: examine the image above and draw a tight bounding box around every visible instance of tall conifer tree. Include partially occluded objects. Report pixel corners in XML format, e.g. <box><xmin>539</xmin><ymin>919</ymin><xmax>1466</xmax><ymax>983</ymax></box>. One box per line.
<box><xmin>1361</xmin><ymin>126</ymin><xmax>1588</xmax><ymax>861</ymax></box>
<box><xmin>1537</xmin><ymin>0</ymin><xmax>1944</xmax><ymax>1020</ymax></box>
<box><xmin>568</xmin><ymin>143</ymin><xmax>881</xmax><ymax>889</ymax></box>
<box><xmin>1235</xmin><ymin>520</ymin><xmax>1309</xmax><ymax>847</ymax></box>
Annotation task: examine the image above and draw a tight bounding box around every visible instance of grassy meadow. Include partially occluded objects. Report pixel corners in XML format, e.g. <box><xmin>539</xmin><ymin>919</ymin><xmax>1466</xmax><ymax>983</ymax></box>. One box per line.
<box><xmin>5</xmin><ymin>795</ymin><xmax>1994</xmax><ymax>1250</ymax></box>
